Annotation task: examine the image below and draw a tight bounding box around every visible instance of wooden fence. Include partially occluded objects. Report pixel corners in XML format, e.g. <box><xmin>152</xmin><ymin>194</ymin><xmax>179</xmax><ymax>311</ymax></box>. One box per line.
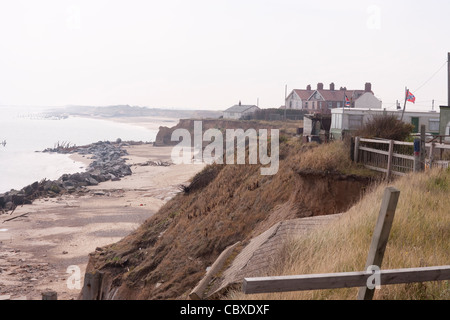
<box><xmin>354</xmin><ymin>137</ymin><xmax>450</xmax><ymax>179</ymax></box>
<box><xmin>242</xmin><ymin>188</ymin><xmax>450</xmax><ymax>300</ymax></box>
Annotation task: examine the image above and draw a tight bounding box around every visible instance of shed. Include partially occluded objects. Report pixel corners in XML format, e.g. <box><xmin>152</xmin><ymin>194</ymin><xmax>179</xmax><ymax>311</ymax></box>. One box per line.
<box><xmin>223</xmin><ymin>102</ymin><xmax>260</xmax><ymax>120</ymax></box>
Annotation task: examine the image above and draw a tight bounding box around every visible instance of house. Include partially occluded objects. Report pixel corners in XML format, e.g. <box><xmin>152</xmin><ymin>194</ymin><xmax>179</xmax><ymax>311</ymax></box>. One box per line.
<box><xmin>223</xmin><ymin>102</ymin><xmax>260</xmax><ymax>120</ymax></box>
<box><xmin>286</xmin><ymin>82</ymin><xmax>382</xmax><ymax>114</ymax></box>
<box><xmin>330</xmin><ymin>108</ymin><xmax>441</xmax><ymax>140</ymax></box>
<box><xmin>284</xmin><ymin>86</ymin><xmax>315</xmax><ymax>110</ymax></box>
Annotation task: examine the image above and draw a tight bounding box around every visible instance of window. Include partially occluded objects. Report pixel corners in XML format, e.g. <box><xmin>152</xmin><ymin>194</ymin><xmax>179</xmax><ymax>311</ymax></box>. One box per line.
<box><xmin>328</xmin><ymin>102</ymin><xmax>333</xmax><ymax>108</ymax></box>
<box><xmin>337</xmin><ymin>102</ymin><xmax>341</xmax><ymax>108</ymax></box>
<box><xmin>319</xmin><ymin>102</ymin><xmax>323</xmax><ymax>109</ymax></box>
<box><xmin>349</xmin><ymin>115</ymin><xmax>364</xmax><ymax>130</ymax></box>
<box><xmin>429</xmin><ymin>119</ymin><xmax>440</xmax><ymax>132</ymax></box>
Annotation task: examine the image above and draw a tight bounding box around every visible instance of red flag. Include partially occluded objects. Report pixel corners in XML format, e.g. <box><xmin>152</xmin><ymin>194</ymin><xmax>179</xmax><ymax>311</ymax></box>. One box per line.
<box><xmin>345</xmin><ymin>95</ymin><xmax>351</xmax><ymax>107</ymax></box>
<box><xmin>406</xmin><ymin>90</ymin><xmax>416</xmax><ymax>104</ymax></box>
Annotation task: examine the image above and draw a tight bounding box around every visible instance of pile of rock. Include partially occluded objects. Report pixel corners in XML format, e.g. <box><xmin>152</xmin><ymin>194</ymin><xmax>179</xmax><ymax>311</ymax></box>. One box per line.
<box><xmin>0</xmin><ymin>141</ymin><xmax>133</xmax><ymax>213</ymax></box>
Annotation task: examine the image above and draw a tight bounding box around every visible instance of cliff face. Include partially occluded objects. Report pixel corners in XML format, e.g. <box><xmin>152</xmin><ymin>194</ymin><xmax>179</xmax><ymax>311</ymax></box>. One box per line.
<box><xmin>81</xmin><ymin>140</ymin><xmax>374</xmax><ymax>300</ymax></box>
<box><xmin>154</xmin><ymin>119</ymin><xmax>284</xmax><ymax>146</ymax></box>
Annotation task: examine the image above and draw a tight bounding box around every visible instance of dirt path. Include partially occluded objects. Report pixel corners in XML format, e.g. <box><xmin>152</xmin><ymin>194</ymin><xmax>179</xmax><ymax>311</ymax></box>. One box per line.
<box><xmin>0</xmin><ymin>145</ymin><xmax>205</xmax><ymax>300</ymax></box>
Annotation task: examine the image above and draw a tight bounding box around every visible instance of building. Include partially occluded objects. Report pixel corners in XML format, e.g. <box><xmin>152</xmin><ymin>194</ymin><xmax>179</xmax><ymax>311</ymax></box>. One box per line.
<box><xmin>303</xmin><ymin>113</ymin><xmax>332</xmax><ymax>143</ymax></box>
<box><xmin>223</xmin><ymin>102</ymin><xmax>260</xmax><ymax>120</ymax></box>
<box><xmin>284</xmin><ymin>86</ymin><xmax>315</xmax><ymax>110</ymax></box>
<box><xmin>439</xmin><ymin>106</ymin><xmax>450</xmax><ymax>142</ymax></box>
<box><xmin>330</xmin><ymin>108</ymin><xmax>441</xmax><ymax>140</ymax></box>
<box><xmin>285</xmin><ymin>82</ymin><xmax>382</xmax><ymax>114</ymax></box>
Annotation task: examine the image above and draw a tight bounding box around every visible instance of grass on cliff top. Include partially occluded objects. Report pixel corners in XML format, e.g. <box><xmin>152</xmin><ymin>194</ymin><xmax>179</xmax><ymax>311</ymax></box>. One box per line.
<box><xmin>289</xmin><ymin>139</ymin><xmax>376</xmax><ymax>177</ymax></box>
<box><xmin>230</xmin><ymin>168</ymin><xmax>450</xmax><ymax>300</ymax></box>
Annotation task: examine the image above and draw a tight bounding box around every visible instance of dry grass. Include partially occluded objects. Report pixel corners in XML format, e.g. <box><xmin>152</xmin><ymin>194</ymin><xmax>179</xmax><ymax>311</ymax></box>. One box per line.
<box><xmin>230</xmin><ymin>169</ymin><xmax>450</xmax><ymax>300</ymax></box>
<box><xmin>354</xmin><ymin>114</ymin><xmax>414</xmax><ymax>141</ymax></box>
<box><xmin>292</xmin><ymin>140</ymin><xmax>376</xmax><ymax>177</ymax></box>
<box><xmin>89</xmin><ymin>138</ymin><xmax>376</xmax><ymax>299</ymax></box>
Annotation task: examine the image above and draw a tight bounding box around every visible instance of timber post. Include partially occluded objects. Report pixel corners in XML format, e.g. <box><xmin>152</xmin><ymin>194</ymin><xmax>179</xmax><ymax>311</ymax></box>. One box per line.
<box><xmin>357</xmin><ymin>187</ymin><xmax>400</xmax><ymax>300</ymax></box>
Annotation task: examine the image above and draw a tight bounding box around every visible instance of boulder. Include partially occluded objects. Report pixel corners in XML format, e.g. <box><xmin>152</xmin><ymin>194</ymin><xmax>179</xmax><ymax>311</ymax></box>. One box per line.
<box><xmin>87</xmin><ymin>177</ymin><xmax>99</xmax><ymax>186</ymax></box>
<box><xmin>0</xmin><ymin>194</ymin><xmax>5</xmax><ymax>208</ymax></box>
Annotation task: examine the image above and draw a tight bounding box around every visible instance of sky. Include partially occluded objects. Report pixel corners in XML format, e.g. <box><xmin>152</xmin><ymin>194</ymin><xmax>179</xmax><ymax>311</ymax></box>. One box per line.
<box><xmin>0</xmin><ymin>0</ymin><xmax>449</xmax><ymax>111</ymax></box>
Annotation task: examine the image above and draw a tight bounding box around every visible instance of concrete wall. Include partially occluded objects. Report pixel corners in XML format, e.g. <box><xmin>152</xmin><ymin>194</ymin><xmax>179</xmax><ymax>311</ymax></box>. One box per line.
<box><xmin>223</xmin><ymin>106</ymin><xmax>260</xmax><ymax>120</ymax></box>
<box><xmin>354</xmin><ymin>92</ymin><xmax>382</xmax><ymax>109</ymax></box>
<box><xmin>223</xmin><ymin>112</ymin><xmax>241</xmax><ymax>120</ymax></box>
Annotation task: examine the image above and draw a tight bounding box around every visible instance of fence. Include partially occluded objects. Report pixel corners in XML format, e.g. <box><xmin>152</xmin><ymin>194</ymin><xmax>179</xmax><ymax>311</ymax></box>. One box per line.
<box><xmin>242</xmin><ymin>188</ymin><xmax>450</xmax><ymax>300</ymax></box>
<box><xmin>354</xmin><ymin>137</ymin><xmax>450</xmax><ymax>179</ymax></box>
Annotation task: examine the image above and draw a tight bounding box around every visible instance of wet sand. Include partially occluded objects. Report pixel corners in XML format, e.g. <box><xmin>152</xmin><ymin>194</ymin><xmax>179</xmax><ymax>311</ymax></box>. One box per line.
<box><xmin>0</xmin><ymin>143</ymin><xmax>205</xmax><ymax>300</ymax></box>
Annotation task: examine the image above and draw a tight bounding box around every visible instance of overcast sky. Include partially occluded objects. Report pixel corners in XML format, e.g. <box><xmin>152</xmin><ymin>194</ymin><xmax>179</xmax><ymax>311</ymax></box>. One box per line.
<box><xmin>0</xmin><ymin>0</ymin><xmax>449</xmax><ymax>110</ymax></box>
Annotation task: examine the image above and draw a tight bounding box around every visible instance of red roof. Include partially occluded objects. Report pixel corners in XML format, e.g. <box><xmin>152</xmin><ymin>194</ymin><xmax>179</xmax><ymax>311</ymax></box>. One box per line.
<box><xmin>293</xmin><ymin>89</ymin><xmax>315</xmax><ymax>100</ymax></box>
<box><xmin>314</xmin><ymin>90</ymin><xmax>370</xmax><ymax>102</ymax></box>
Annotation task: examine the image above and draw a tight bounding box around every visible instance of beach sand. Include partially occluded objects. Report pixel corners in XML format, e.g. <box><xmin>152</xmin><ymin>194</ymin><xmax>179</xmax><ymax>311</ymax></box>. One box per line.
<box><xmin>0</xmin><ymin>142</ymin><xmax>205</xmax><ymax>300</ymax></box>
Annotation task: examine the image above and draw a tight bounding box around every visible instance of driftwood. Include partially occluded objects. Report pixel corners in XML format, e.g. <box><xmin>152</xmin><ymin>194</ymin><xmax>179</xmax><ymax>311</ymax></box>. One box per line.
<box><xmin>2</xmin><ymin>212</ymin><xmax>31</xmax><ymax>224</ymax></box>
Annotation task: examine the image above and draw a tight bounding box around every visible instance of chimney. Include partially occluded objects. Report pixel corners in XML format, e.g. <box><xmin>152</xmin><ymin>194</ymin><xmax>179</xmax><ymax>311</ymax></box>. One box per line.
<box><xmin>239</xmin><ymin>100</ymin><xmax>241</xmax><ymax>106</ymax></box>
<box><xmin>307</xmin><ymin>84</ymin><xmax>311</xmax><ymax>91</ymax></box>
<box><xmin>317</xmin><ymin>83</ymin><xmax>324</xmax><ymax>90</ymax></box>
<box><xmin>330</xmin><ymin>83</ymin><xmax>335</xmax><ymax>91</ymax></box>
<box><xmin>365</xmin><ymin>82</ymin><xmax>372</xmax><ymax>92</ymax></box>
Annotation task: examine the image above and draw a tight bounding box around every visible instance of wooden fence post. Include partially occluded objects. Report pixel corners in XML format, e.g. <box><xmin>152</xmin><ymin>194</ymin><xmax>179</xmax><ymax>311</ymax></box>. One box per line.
<box><xmin>429</xmin><ymin>142</ymin><xmax>435</xmax><ymax>170</ymax></box>
<box><xmin>42</xmin><ymin>291</ymin><xmax>58</xmax><ymax>300</ymax></box>
<box><xmin>354</xmin><ymin>137</ymin><xmax>360</xmax><ymax>163</ymax></box>
<box><xmin>357</xmin><ymin>187</ymin><xmax>400</xmax><ymax>300</ymax></box>
<box><xmin>414</xmin><ymin>139</ymin><xmax>421</xmax><ymax>172</ymax></box>
<box><xmin>420</xmin><ymin>125</ymin><xmax>426</xmax><ymax>171</ymax></box>
<box><xmin>386</xmin><ymin>140</ymin><xmax>394</xmax><ymax>180</ymax></box>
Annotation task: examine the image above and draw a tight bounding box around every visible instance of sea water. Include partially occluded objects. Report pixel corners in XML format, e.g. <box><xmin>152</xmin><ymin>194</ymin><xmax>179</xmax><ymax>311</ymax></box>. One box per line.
<box><xmin>0</xmin><ymin>106</ymin><xmax>167</xmax><ymax>193</ymax></box>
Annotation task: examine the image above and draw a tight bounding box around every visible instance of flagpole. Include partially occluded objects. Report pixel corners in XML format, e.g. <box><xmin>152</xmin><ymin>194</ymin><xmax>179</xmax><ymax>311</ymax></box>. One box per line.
<box><xmin>400</xmin><ymin>87</ymin><xmax>408</xmax><ymax>122</ymax></box>
<box><xmin>343</xmin><ymin>89</ymin><xmax>346</xmax><ymax>114</ymax></box>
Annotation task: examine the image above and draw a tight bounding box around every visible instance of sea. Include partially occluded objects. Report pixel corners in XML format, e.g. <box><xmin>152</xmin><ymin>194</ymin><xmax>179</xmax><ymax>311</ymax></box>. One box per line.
<box><xmin>0</xmin><ymin>106</ymin><xmax>171</xmax><ymax>193</ymax></box>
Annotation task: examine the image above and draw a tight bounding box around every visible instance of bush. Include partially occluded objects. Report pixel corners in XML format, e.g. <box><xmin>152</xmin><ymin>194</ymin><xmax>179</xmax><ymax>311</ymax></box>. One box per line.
<box><xmin>354</xmin><ymin>114</ymin><xmax>414</xmax><ymax>141</ymax></box>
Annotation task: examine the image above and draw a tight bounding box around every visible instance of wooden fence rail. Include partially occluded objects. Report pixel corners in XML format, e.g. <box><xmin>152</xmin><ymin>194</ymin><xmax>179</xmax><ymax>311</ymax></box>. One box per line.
<box><xmin>242</xmin><ymin>187</ymin><xmax>450</xmax><ymax>300</ymax></box>
<box><xmin>243</xmin><ymin>266</ymin><xmax>450</xmax><ymax>295</ymax></box>
<box><xmin>354</xmin><ymin>136</ymin><xmax>450</xmax><ymax>179</ymax></box>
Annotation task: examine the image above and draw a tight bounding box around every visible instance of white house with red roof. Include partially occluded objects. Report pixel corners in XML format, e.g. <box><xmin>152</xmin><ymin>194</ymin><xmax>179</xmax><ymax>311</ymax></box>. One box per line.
<box><xmin>285</xmin><ymin>82</ymin><xmax>382</xmax><ymax>114</ymax></box>
<box><xmin>284</xmin><ymin>85</ymin><xmax>315</xmax><ymax>110</ymax></box>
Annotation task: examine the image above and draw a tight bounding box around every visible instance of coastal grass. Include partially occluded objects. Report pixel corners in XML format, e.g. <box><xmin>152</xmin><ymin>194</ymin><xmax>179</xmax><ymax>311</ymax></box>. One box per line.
<box><xmin>230</xmin><ymin>168</ymin><xmax>450</xmax><ymax>300</ymax></box>
<box><xmin>91</xmin><ymin>137</ymin><xmax>376</xmax><ymax>299</ymax></box>
<box><xmin>291</xmin><ymin>140</ymin><xmax>377</xmax><ymax>177</ymax></box>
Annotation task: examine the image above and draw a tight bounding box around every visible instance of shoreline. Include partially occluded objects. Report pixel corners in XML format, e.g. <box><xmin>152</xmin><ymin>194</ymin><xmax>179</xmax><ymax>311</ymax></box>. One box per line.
<box><xmin>0</xmin><ymin>114</ymin><xmax>176</xmax><ymax>194</ymax></box>
<box><xmin>0</xmin><ymin>143</ymin><xmax>206</xmax><ymax>300</ymax></box>
<box><xmin>0</xmin><ymin>116</ymin><xmax>206</xmax><ymax>300</ymax></box>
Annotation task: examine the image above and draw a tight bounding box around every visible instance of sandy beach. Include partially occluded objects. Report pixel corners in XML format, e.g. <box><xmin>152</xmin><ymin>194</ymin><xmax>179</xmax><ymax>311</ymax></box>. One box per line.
<box><xmin>0</xmin><ymin>139</ymin><xmax>205</xmax><ymax>300</ymax></box>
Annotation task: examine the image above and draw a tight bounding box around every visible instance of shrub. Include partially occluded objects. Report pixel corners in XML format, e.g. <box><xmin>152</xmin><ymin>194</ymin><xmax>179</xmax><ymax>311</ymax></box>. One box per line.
<box><xmin>354</xmin><ymin>114</ymin><xmax>414</xmax><ymax>141</ymax></box>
